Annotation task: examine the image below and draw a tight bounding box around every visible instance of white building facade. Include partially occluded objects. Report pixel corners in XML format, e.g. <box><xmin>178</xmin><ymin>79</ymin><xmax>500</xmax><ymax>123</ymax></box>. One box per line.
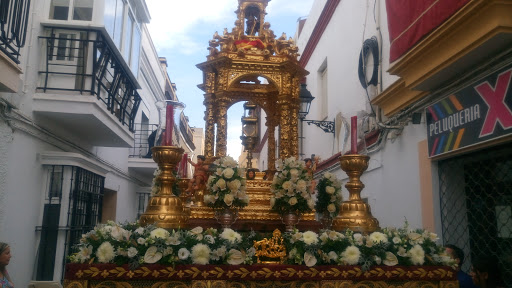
<box><xmin>0</xmin><ymin>0</ymin><xmax>201</xmax><ymax>285</ymax></box>
<box><xmin>294</xmin><ymin>0</ymin><xmax>512</xmax><ymax>282</ymax></box>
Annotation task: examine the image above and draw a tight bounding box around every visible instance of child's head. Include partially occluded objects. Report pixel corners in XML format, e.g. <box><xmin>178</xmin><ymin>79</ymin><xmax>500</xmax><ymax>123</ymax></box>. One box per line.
<box><xmin>197</xmin><ymin>155</ymin><xmax>206</xmax><ymax>162</ymax></box>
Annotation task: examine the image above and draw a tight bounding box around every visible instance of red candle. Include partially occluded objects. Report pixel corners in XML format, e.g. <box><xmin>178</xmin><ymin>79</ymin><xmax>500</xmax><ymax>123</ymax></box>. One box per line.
<box><xmin>162</xmin><ymin>104</ymin><xmax>174</xmax><ymax>146</ymax></box>
<box><xmin>182</xmin><ymin>153</ymin><xmax>188</xmax><ymax>178</ymax></box>
<box><xmin>351</xmin><ymin>116</ymin><xmax>357</xmax><ymax>154</ymax></box>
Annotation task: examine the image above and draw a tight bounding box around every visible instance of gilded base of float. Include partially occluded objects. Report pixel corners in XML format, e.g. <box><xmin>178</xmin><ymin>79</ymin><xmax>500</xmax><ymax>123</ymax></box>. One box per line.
<box><xmin>140</xmin><ymin>146</ymin><xmax>190</xmax><ymax>229</ymax></box>
<box><xmin>64</xmin><ymin>263</ymin><xmax>457</xmax><ymax>288</ymax></box>
<box><xmin>332</xmin><ymin>154</ymin><xmax>380</xmax><ymax>233</ymax></box>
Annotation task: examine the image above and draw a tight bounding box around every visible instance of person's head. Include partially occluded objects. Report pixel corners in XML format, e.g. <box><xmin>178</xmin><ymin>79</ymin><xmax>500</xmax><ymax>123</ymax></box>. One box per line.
<box><xmin>0</xmin><ymin>242</ymin><xmax>11</xmax><ymax>269</ymax></box>
<box><xmin>445</xmin><ymin>244</ymin><xmax>465</xmax><ymax>270</ymax></box>
<box><xmin>197</xmin><ymin>155</ymin><xmax>206</xmax><ymax>163</ymax></box>
<box><xmin>470</xmin><ymin>256</ymin><xmax>501</xmax><ymax>288</ymax></box>
<box><xmin>304</xmin><ymin>158</ymin><xmax>312</xmax><ymax>167</ymax></box>
<box><xmin>247</xmin><ymin>169</ymin><xmax>255</xmax><ymax>179</ymax></box>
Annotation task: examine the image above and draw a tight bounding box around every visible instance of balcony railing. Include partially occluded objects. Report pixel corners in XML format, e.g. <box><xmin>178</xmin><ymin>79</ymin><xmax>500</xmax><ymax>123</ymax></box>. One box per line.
<box><xmin>129</xmin><ymin>123</ymin><xmax>158</xmax><ymax>158</ymax></box>
<box><xmin>0</xmin><ymin>0</ymin><xmax>30</xmax><ymax>63</ymax></box>
<box><xmin>38</xmin><ymin>28</ymin><xmax>141</xmax><ymax>132</ymax></box>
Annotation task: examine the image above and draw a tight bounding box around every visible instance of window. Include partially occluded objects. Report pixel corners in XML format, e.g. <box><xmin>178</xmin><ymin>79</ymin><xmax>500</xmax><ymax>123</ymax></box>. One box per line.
<box><xmin>50</xmin><ymin>0</ymin><xmax>70</xmax><ymax>20</ymax></box>
<box><xmin>123</xmin><ymin>12</ymin><xmax>134</xmax><ymax>62</ymax></box>
<box><xmin>73</xmin><ymin>0</ymin><xmax>93</xmax><ymax>20</ymax></box>
<box><xmin>49</xmin><ymin>0</ymin><xmax>93</xmax><ymax>21</ymax></box>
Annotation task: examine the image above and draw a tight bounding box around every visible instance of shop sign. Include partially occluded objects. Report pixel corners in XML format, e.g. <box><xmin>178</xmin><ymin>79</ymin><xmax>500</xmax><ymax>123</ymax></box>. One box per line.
<box><xmin>427</xmin><ymin>65</ymin><xmax>512</xmax><ymax>157</ymax></box>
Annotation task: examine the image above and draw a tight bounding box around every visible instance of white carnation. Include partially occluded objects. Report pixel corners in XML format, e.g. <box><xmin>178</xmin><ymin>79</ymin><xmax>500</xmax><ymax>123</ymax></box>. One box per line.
<box><xmin>191</xmin><ymin>244</ymin><xmax>211</xmax><ymax>265</ymax></box>
<box><xmin>96</xmin><ymin>242</ymin><xmax>115</xmax><ymax>263</ymax></box>
<box><xmin>341</xmin><ymin>246</ymin><xmax>360</xmax><ymax>265</ymax></box>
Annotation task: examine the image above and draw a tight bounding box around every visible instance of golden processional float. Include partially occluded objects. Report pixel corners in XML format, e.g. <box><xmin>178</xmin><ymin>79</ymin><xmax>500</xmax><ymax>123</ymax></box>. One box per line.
<box><xmin>141</xmin><ymin>0</ymin><xmax>380</xmax><ymax>233</ymax></box>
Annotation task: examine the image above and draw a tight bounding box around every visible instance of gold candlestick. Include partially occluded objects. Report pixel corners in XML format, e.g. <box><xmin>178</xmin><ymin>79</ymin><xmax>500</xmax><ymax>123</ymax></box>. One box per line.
<box><xmin>332</xmin><ymin>154</ymin><xmax>380</xmax><ymax>233</ymax></box>
<box><xmin>140</xmin><ymin>146</ymin><xmax>190</xmax><ymax>229</ymax></box>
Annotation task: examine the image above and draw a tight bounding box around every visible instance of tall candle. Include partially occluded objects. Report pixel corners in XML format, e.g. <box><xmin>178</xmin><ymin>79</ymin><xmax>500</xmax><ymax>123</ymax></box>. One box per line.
<box><xmin>182</xmin><ymin>153</ymin><xmax>188</xmax><ymax>178</ymax></box>
<box><xmin>162</xmin><ymin>104</ymin><xmax>174</xmax><ymax>146</ymax></box>
<box><xmin>350</xmin><ymin>116</ymin><xmax>357</xmax><ymax>154</ymax></box>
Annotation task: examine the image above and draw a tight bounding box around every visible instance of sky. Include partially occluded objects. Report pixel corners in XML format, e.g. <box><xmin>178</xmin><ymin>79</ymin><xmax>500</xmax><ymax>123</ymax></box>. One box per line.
<box><xmin>145</xmin><ymin>0</ymin><xmax>315</xmax><ymax>158</ymax></box>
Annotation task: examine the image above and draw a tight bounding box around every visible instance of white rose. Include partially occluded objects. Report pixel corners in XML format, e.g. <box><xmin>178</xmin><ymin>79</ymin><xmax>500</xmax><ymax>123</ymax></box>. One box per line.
<box><xmin>326</xmin><ymin>186</ymin><xmax>335</xmax><ymax>194</ymax></box>
<box><xmin>216</xmin><ymin>168</ymin><xmax>223</xmax><ymax>176</ymax></box>
<box><xmin>288</xmin><ymin>197</ymin><xmax>298</xmax><ymax>205</ymax></box>
<box><xmin>270</xmin><ymin>197</ymin><xmax>276</xmax><ymax>207</ymax></box>
<box><xmin>150</xmin><ymin>228</ymin><xmax>170</xmax><ymax>239</ymax></box>
<box><xmin>223</xmin><ymin>168</ymin><xmax>235</xmax><ymax>179</ymax></box>
<box><xmin>144</xmin><ymin>246</ymin><xmax>162</xmax><ymax>264</ymax></box>
<box><xmin>110</xmin><ymin>226</ymin><xmax>128</xmax><ymax>241</ymax></box>
<box><xmin>227</xmin><ymin>249</ymin><xmax>245</xmax><ymax>265</ymax></box>
<box><xmin>302</xmin><ymin>231</ymin><xmax>319</xmax><ymax>245</ymax></box>
<box><xmin>289</xmin><ymin>169</ymin><xmax>299</xmax><ymax>179</ymax></box>
<box><xmin>304</xmin><ymin>252</ymin><xmax>317</xmax><ymax>267</ymax></box>
<box><xmin>222</xmin><ymin>156</ymin><xmax>237</xmax><ymax>168</ymax></box>
<box><xmin>217</xmin><ymin>178</ymin><xmax>226</xmax><ymax>190</ymax></box>
<box><xmin>224</xmin><ymin>194</ymin><xmax>234</xmax><ymax>206</ymax></box>
<box><xmin>96</xmin><ymin>242</ymin><xmax>115</xmax><ymax>263</ymax></box>
<box><xmin>134</xmin><ymin>227</ymin><xmax>144</xmax><ymax>234</ymax></box>
<box><xmin>127</xmin><ymin>247</ymin><xmax>138</xmax><ymax>258</ymax></box>
<box><xmin>282</xmin><ymin>181</ymin><xmax>292</xmax><ymax>190</ymax></box>
<box><xmin>327</xmin><ymin>203</ymin><xmax>336</xmax><ymax>213</ymax></box>
<box><xmin>227</xmin><ymin>179</ymin><xmax>241</xmax><ymax>191</ymax></box>
<box><xmin>178</xmin><ymin>248</ymin><xmax>190</xmax><ymax>260</ymax></box>
<box><xmin>137</xmin><ymin>237</ymin><xmax>146</xmax><ymax>245</ymax></box>
<box><xmin>296</xmin><ymin>180</ymin><xmax>307</xmax><ymax>192</ymax></box>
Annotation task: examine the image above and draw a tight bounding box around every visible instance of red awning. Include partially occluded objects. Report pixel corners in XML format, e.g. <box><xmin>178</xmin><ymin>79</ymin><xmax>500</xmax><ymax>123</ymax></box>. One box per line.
<box><xmin>386</xmin><ymin>0</ymin><xmax>470</xmax><ymax>63</ymax></box>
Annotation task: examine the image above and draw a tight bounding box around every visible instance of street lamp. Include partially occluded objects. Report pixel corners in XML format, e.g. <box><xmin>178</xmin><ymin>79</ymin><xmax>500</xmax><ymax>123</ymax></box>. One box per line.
<box><xmin>298</xmin><ymin>83</ymin><xmax>334</xmax><ymax>134</ymax></box>
<box><xmin>240</xmin><ymin>101</ymin><xmax>258</xmax><ymax>169</ymax></box>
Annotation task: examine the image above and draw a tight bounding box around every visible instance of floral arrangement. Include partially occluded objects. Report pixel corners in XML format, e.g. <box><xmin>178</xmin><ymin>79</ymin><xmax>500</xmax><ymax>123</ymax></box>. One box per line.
<box><xmin>69</xmin><ymin>221</ymin><xmax>257</xmax><ymax>266</ymax></box>
<box><xmin>284</xmin><ymin>222</ymin><xmax>455</xmax><ymax>269</ymax></box>
<box><xmin>204</xmin><ymin>156</ymin><xmax>249</xmax><ymax>209</ymax></box>
<box><xmin>315</xmin><ymin>172</ymin><xmax>343</xmax><ymax>218</ymax></box>
<box><xmin>69</xmin><ymin>221</ymin><xmax>455</xmax><ymax>271</ymax></box>
<box><xmin>270</xmin><ymin>157</ymin><xmax>315</xmax><ymax>214</ymax></box>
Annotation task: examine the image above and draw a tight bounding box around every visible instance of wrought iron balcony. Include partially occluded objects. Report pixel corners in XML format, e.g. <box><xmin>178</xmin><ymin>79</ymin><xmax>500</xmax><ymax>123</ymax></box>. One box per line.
<box><xmin>0</xmin><ymin>0</ymin><xmax>30</xmax><ymax>64</ymax></box>
<box><xmin>34</xmin><ymin>27</ymin><xmax>141</xmax><ymax>147</ymax></box>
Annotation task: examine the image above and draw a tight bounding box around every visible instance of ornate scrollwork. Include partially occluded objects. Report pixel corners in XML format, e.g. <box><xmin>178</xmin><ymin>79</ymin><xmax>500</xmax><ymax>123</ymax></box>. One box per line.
<box><xmin>253</xmin><ymin>229</ymin><xmax>287</xmax><ymax>264</ymax></box>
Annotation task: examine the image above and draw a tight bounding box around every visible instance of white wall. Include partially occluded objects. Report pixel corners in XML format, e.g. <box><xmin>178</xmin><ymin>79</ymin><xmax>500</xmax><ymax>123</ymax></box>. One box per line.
<box><xmin>298</xmin><ymin>0</ymin><xmax>429</xmax><ymax>229</ymax></box>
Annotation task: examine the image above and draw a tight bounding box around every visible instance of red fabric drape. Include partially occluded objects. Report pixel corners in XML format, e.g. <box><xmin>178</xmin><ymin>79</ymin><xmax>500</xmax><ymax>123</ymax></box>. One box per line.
<box><xmin>386</xmin><ymin>0</ymin><xmax>470</xmax><ymax>63</ymax></box>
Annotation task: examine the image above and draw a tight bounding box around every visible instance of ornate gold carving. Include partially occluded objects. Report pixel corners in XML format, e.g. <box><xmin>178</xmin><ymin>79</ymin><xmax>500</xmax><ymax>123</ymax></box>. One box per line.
<box><xmin>140</xmin><ymin>146</ymin><xmax>190</xmax><ymax>229</ymax></box>
<box><xmin>254</xmin><ymin>229</ymin><xmax>287</xmax><ymax>264</ymax></box>
<box><xmin>65</xmin><ymin>263</ymin><xmax>457</xmax><ymax>288</ymax></box>
<box><xmin>332</xmin><ymin>155</ymin><xmax>380</xmax><ymax>233</ymax></box>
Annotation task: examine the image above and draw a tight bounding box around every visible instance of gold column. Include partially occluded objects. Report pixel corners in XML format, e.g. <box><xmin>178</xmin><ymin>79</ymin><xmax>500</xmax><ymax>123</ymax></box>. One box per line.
<box><xmin>332</xmin><ymin>154</ymin><xmax>380</xmax><ymax>233</ymax></box>
<box><xmin>278</xmin><ymin>96</ymin><xmax>291</xmax><ymax>159</ymax></box>
<box><xmin>216</xmin><ymin>99</ymin><xmax>228</xmax><ymax>157</ymax></box>
<box><xmin>203</xmin><ymin>95</ymin><xmax>216</xmax><ymax>159</ymax></box>
<box><xmin>266</xmin><ymin>117</ymin><xmax>277</xmax><ymax>177</ymax></box>
<box><xmin>140</xmin><ymin>146</ymin><xmax>190</xmax><ymax>229</ymax></box>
